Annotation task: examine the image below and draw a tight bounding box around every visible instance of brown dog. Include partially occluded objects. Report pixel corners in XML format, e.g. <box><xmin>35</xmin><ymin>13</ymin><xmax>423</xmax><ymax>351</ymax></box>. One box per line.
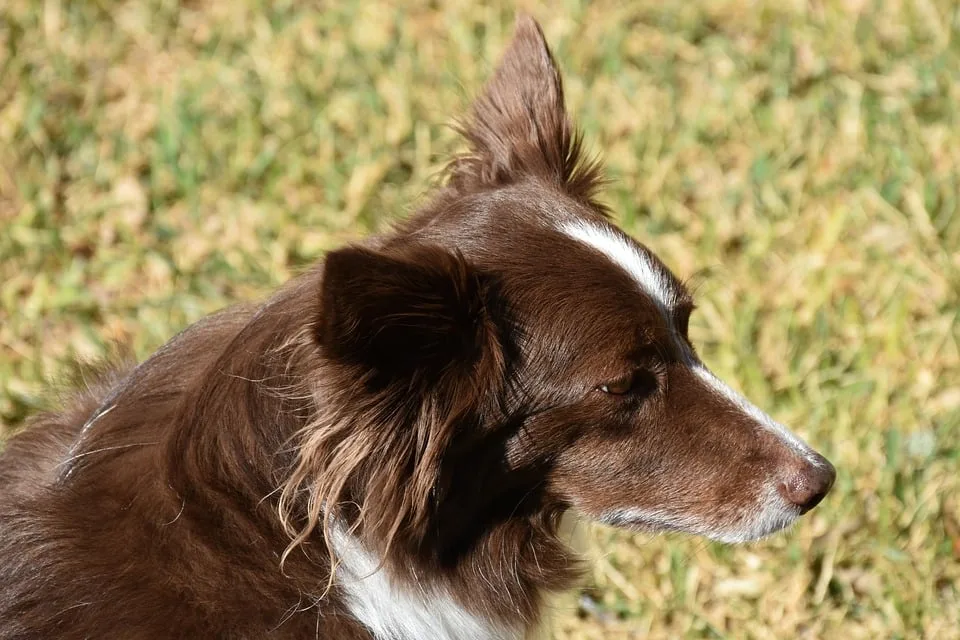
<box><xmin>0</xmin><ymin>16</ymin><xmax>834</xmax><ymax>640</ymax></box>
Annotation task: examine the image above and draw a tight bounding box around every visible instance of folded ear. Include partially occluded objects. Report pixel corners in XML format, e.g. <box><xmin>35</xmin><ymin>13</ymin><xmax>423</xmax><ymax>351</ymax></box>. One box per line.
<box><xmin>448</xmin><ymin>15</ymin><xmax>602</xmax><ymax>203</ymax></box>
<box><xmin>318</xmin><ymin>243</ymin><xmax>495</xmax><ymax>385</ymax></box>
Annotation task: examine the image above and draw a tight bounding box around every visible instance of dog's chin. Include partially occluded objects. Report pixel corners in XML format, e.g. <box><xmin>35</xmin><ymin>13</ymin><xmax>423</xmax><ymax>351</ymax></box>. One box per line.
<box><xmin>596</xmin><ymin>500</ymin><xmax>802</xmax><ymax>544</ymax></box>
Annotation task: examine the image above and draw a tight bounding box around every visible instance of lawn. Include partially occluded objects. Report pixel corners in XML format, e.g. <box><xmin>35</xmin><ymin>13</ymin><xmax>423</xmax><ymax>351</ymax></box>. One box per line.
<box><xmin>1</xmin><ymin>1</ymin><xmax>958</xmax><ymax>638</ymax></box>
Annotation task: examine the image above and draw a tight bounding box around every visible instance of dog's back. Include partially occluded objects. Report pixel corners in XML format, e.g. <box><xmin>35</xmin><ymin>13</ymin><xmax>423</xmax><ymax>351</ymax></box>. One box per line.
<box><xmin>0</xmin><ymin>395</ymin><xmax>101</xmax><ymax>501</ymax></box>
<box><xmin>0</xmin><ymin>299</ymin><xmax>372</xmax><ymax>639</ymax></box>
<box><xmin>1</xmin><ymin>311</ymin><xmax>211</xmax><ymax>637</ymax></box>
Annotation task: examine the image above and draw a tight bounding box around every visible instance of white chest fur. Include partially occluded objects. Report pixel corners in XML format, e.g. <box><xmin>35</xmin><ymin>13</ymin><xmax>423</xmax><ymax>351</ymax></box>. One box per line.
<box><xmin>330</xmin><ymin>527</ymin><xmax>520</xmax><ymax>640</ymax></box>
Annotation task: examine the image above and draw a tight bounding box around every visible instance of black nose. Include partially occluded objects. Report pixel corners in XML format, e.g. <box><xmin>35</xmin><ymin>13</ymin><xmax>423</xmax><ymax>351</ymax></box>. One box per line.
<box><xmin>779</xmin><ymin>453</ymin><xmax>836</xmax><ymax>514</ymax></box>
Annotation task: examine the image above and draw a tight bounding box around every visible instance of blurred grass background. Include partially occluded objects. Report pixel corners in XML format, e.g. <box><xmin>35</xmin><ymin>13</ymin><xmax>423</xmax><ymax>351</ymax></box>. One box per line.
<box><xmin>1</xmin><ymin>0</ymin><xmax>959</xmax><ymax>638</ymax></box>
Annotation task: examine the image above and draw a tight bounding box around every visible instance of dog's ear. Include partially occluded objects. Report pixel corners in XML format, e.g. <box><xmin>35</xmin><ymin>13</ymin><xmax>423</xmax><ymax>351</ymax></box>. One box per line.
<box><xmin>318</xmin><ymin>243</ymin><xmax>497</xmax><ymax>385</ymax></box>
<box><xmin>448</xmin><ymin>15</ymin><xmax>602</xmax><ymax>203</ymax></box>
<box><xmin>311</xmin><ymin>243</ymin><xmax>504</xmax><ymax>558</ymax></box>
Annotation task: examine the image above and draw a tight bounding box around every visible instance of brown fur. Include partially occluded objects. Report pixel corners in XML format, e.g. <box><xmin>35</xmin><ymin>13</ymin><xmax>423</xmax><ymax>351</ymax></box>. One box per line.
<box><xmin>0</xmin><ymin>16</ymin><xmax>833</xmax><ymax>639</ymax></box>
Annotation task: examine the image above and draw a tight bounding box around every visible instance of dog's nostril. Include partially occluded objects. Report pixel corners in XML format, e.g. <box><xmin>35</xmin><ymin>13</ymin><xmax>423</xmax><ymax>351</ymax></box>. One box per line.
<box><xmin>779</xmin><ymin>456</ymin><xmax>836</xmax><ymax>514</ymax></box>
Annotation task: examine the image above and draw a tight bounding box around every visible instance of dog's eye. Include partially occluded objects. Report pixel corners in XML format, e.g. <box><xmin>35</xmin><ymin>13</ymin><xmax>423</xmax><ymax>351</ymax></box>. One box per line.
<box><xmin>598</xmin><ymin>374</ymin><xmax>635</xmax><ymax>395</ymax></box>
<box><xmin>597</xmin><ymin>369</ymin><xmax>660</xmax><ymax>399</ymax></box>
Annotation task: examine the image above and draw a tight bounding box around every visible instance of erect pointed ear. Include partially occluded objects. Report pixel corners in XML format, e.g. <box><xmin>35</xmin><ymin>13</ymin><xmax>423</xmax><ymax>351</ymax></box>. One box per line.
<box><xmin>448</xmin><ymin>15</ymin><xmax>602</xmax><ymax>203</ymax></box>
<box><xmin>318</xmin><ymin>243</ymin><xmax>498</xmax><ymax>385</ymax></box>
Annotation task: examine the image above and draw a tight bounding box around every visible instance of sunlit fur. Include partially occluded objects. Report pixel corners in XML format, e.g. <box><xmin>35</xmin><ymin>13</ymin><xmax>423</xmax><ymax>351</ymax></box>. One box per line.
<box><xmin>0</xmin><ymin>16</ymin><xmax>833</xmax><ymax>640</ymax></box>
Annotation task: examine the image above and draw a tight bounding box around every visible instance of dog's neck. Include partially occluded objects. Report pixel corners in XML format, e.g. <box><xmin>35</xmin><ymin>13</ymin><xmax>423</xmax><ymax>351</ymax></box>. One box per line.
<box><xmin>160</xmin><ymin>280</ymin><xmax>580</xmax><ymax>636</ymax></box>
<box><xmin>329</xmin><ymin>523</ymin><xmax>521</xmax><ymax>640</ymax></box>
<box><xmin>326</xmin><ymin>511</ymin><xmax>580</xmax><ymax>639</ymax></box>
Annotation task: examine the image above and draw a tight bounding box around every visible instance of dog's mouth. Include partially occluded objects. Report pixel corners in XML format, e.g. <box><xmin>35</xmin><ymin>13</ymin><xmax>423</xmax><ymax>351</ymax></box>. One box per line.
<box><xmin>596</xmin><ymin>486</ymin><xmax>805</xmax><ymax>544</ymax></box>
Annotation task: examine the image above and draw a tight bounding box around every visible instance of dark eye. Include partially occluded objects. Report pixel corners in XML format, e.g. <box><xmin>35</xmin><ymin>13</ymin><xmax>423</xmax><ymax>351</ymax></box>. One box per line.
<box><xmin>597</xmin><ymin>369</ymin><xmax>660</xmax><ymax>399</ymax></box>
<box><xmin>598</xmin><ymin>374</ymin><xmax>634</xmax><ymax>395</ymax></box>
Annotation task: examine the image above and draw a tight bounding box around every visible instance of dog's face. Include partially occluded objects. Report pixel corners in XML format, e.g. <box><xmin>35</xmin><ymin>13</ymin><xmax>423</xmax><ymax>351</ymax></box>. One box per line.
<box><xmin>481</xmin><ymin>208</ymin><xmax>835</xmax><ymax>543</ymax></box>
<box><xmin>314</xmin><ymin>17</ymin><xmax>833</xmax><ymax>549</ymax></box>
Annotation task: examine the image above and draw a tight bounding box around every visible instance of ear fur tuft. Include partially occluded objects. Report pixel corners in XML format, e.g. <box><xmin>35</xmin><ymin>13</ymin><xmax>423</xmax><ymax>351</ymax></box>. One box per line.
<box><xmin>447</xmin><ymin>15</ymin><xmax>605</xmax><ymax>206</ymax></box>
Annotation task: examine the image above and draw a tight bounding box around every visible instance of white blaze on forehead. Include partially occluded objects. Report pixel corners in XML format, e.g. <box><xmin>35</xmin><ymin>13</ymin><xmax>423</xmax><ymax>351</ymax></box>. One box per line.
<box><xmin>558</xmin><ymin>220</ymin><xmax>819</xmax><ymax>462</ymax></box>
<box><xmin>559</xmin><ymin>220</ymin><xmax>676</xmax><ymax>317</ymax></box>
<box><xmin>692</xmin><ymin>365</ymin><xmax>820</xmax><ymax>462</ymax></box>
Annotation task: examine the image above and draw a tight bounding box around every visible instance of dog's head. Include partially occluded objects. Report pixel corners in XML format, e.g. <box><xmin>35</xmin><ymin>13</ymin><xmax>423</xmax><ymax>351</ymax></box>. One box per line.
<box><xmin>301</xmin><ymin>16</ymin><xmax>834</xmax><ymax>559</ymax></box>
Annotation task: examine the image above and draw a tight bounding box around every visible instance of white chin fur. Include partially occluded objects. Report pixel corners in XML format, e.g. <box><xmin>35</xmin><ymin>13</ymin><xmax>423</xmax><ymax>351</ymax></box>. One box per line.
<box><xmin>598</xmin><ymin>485</ymin><xmax>801</xmax><ymax>544</ymax></box>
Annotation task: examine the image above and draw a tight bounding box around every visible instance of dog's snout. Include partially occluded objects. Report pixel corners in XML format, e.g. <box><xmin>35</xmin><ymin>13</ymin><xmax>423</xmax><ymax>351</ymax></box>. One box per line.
<box><xmin>778</xmin><ymin>453</ymin><xmax>836</xmax><ymax>514</ymax></box>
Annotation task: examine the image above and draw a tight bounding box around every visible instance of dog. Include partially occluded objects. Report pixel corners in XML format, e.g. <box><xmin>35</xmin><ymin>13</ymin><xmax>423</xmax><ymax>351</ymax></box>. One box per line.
<box><xmin>0</xmin><ymin>16</ymin><xmax>835</xmax><ymax>640</ymax></box>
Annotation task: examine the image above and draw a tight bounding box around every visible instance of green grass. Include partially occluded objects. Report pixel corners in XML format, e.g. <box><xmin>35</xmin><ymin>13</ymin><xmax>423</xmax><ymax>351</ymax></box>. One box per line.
<box><xmin>1</xmin><ymin>1</ymin><xmax>959</xmax><ymax>638</ymax></box>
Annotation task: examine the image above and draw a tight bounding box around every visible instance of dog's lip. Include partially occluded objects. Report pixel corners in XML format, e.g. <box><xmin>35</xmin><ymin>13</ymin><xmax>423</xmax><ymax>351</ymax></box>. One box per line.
<box><xmin>595</xmin><ymin>492</ymin><xmax>806</xmax><ymax>543</ymax></box>
<box><xmin>595</xmin><ymin>507</ymin><xmax>696</xmax><ymax>534</ymax></box>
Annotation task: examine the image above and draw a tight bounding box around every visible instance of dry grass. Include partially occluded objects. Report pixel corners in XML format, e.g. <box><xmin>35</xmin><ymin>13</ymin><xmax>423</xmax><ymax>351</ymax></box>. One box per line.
<box><xmin>1</xmin><ymin>1</ymin><xmax>959</xmax><ymax>638</ymax></box>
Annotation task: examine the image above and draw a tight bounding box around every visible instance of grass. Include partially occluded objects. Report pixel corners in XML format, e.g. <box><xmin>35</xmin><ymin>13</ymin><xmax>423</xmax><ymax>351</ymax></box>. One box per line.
<box><xmin>1</xmin><ymin>0</ymin><xmax>959</xmax><ymax>637</ymax></box>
